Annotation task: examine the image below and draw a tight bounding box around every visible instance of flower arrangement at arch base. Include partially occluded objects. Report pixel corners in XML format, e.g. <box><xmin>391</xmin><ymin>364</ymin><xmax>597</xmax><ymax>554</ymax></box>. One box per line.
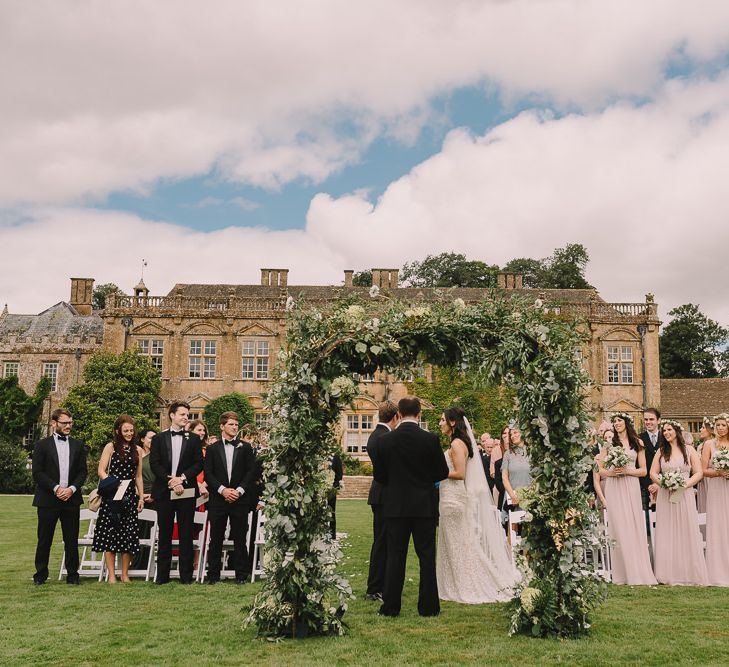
<box><xmin>245</xmin><ymin>289</ymin><xmax>606</xmax><ymax>639</ymax></box>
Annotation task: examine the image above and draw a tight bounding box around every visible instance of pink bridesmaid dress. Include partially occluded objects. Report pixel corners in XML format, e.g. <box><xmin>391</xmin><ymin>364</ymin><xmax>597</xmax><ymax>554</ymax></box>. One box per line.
<box><xmin>704</xmin><ymin>441</ymin><xmax>729</xmax><ymax>586</ymax></box>
<box><xmin>604</xmin><ymin>448</ymin><xmax>657</xmax><ymax>585</ymax></box>
<box><xmin>654</xmin><ymin>453</ymin><xmax>708</xmax><ymax>586</ymax></box>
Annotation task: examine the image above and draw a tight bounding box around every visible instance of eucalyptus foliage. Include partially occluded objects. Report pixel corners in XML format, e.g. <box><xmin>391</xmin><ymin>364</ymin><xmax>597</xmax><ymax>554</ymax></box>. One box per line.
<box><xmin>247</xmin><ymin>291</ymin><xmax>605</xmax><ymax>639</ymax></box>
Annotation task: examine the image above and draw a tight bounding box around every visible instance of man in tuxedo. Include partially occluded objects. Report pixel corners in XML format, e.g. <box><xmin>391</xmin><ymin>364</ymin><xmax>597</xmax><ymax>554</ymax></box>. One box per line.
<box><xmin>150</xmin><ymin>400</ymin><xmax>203</xmax><ymax>584</ymax></box>
<box><xmin>478</xmin><ymin>433</ymin><xmax>495</xmax><ymax>492</ymax></box>
<box><xmin>364</xmin><ymin>400</ymin><xmax>399</xmax><ymax>602</ymax></box>
<box><xmin>328</xmin><ymin>452</ymin><xmax>344</xmax><ymax>540</ymax></box>
<box><xmin>31</xmin><ymin>408</ymin><xmax>87</xmax><ymax>585</ymax></box>
<box><xmin>640</xmin><ymin>407</ymin><xmax>661</xmax><ymax>508</ymax></box>
<box><xmin>204</xmin><ymin>411</ymin><xmax>257</xmax><ymax>584</ymax></box>
<box><xmin>373</xmin><ymin>396</ymin><xmax>449</xmax><ymax>617</ymax></box>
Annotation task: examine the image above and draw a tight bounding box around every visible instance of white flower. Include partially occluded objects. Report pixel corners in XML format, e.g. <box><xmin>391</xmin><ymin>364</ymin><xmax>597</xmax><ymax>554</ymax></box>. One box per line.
<box><xmin>345</xmin><ymin>304</ymin><xmax>366</xmax><ymax>319</ymax></box>
<box><xmin>520</xmin><ymin>587</ymin><xmax>541</xmax><ymax>614</ymax></box>
<box><xmin>330</xmin><ymin>376</ymin><xmax>356</xmax><ymax>397</ymax></box>
<box><xmin>285</xmin><ymin>296</ymin><xmax>295</xmax><ymax>311</ymax></box>
<box><xmin>453</xmin><ymin>298</ymin><xmax>466</xmax><ymax>309</ymax></box>
<box><xmin>369</xmin><ymin>285</ymin><xmax>380</xmax><ymax>298</ymax></box>
<box><xmin>405</xmin><ymin>306</ymin><xmax>431</xmax><ymax>318</ymax></box>
<box><xmin>534</xmin><ymin>298</ymin><xmax>543</xmax><ymax>308</ymax></box>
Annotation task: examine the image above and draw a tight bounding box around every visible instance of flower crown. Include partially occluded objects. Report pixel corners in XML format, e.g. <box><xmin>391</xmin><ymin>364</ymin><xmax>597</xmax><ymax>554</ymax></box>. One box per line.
<box><xmin>659</xmin><ymin>418</ymin><xmax>683</xmax><ymax>432</ymax></box>
<box><xmin>703</xmin><ymin>416</ymin><xmax>715</xmax><ymax>429</ymax></box>
<box><xmin>610</xmin><ymin>411</ymin><xmax>633</xmax><ymax>425</ymax></box>
<box><xmin>714</xmin><ymin>413</ymin><xmax>729</xmax><ymax>424</ymax></box>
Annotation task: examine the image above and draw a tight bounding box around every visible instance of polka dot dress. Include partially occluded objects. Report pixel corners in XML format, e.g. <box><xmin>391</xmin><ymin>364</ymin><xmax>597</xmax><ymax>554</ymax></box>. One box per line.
<box><xmin>92</xmin><ymin>449</ymin><xmax>140</xmax><ymax>554</ymax></box>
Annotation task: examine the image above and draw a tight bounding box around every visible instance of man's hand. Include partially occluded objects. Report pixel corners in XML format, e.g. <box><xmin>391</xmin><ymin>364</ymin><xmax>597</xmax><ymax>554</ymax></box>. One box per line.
<box><xmin>172</xmin><ymin>484</ymin><xmax>184</xmax><ymax>496</ymax></box>
<box><xmin>222</xmin><ymin>488</ymin><xmax>240</xmax><ymax>503</ymax></box>
<box><xmin>168</xmin><ymin>476</ymin><xmax>184</xmax><ymax>489</ymax></box>
<box><xmin>198</xmin><ymin>481</ymin><xmax>209</xmax><ymax>499</ymax></box>
<box><xmin>56</xmin><ymin>487</ymin><xmax>73</xmax><ymax>501</ymax></box>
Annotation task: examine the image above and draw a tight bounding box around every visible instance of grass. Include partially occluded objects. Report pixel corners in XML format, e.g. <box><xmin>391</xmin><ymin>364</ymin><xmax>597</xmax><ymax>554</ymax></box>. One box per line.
<box><xmin>1</xmin><ymin>496</ymin><xmax>729</xmax><ymax>666</ymax></box>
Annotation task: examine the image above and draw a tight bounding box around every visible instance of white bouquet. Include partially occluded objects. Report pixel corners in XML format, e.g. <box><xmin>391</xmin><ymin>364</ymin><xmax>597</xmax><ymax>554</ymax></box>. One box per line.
<box><xmin>712</xmin><ymin>448</ymin><xmax>729</xmax><ymax>472</ymax></box>
<box><xmin>603</xmin><ymin>446</ymin><xmax>629</xmax><ymax>469</ymax></box>
<box><xmin>658</xmin><ymin>470</ymin><xmax>685</xmax><ymax>491</ymax></box>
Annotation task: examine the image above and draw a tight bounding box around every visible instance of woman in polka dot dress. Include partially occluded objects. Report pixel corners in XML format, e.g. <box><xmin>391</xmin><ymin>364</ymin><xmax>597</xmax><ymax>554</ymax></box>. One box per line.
<box><xmin>93</xmin><ymin>415</ymin><xmax>145</xmax><ymax>583</ymax></box>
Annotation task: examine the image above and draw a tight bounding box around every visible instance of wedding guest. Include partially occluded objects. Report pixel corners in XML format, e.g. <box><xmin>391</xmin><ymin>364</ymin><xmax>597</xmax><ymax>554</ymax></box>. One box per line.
<box><xmin>696</xmin><ymin>417</ymin><xmax>714</xmax><ymax>514</ymax></box>
<box><xmin>640</xmin><ymin>408</ymin><xmax>661</xmax><ymax>509</ymax></box>
<box><xmin>479</xmin><ymin>433</ymin><xmax>495</xmax><ymax>492</ymax></box>
<box><xmin>701</xmin><ymin>413</ymin><xmax>729</xmax><ymax>586</ymax></box>
<box><xmin>93</xmin><ymin>415</ymin><xmax>145</xmax><ymax>583</ymax></box>
<box><xmin>492</xmin><ymin>426</ymin><xmax>508</xmax><ymax>510</ymax></box>
<box><xmin>204</xmin><ymin>411</ymin><xmax>256</xmax><ymax>584</ymax></box>
<box><xmin>597</xmin><ymin>413</ymin><xmax>656</xmax><ymax>585</ymax></box>
<box><xmin>365</xmin><ymin>400</ymin><xmax>399</xmax><ymax>602</ymax></box>
<box><xmin>138</xmin><ymin>429</ymin><xmax>156</xmax><ymax>506</ymax></box>
<box><xmin>31</xmin><ymin>408</ymin><xmax>87</xmax><ymax>585</ymax></box>
<box><xmin>150</xmin><ymin>401</ymin><xmax>204</xmax><ymax>584</ymax></box>
<box><xmin>650</xmin><ymin>420</ymin><xmax>707</xmax><ymax>586</ymax></box>
<box><xmin>188</xmin><ymin>419</ymin><xmax>210</xmax><ymax>502</ymax></box>
<box><xmin>501</xmin><ymin>425</ymin><xmax>531</xmax><ymax>510</ymax></box>
<box><xmin>329</xmin><ymin>453</ymin><xmax>344</xmax><ymax>539</ymax></box>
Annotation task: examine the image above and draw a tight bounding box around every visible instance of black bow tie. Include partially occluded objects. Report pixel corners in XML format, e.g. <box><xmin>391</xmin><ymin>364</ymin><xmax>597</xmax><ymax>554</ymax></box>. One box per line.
<box><xmin>171</xmin><ymin>430</ymin><xmax>185</xmax><ymax>436</ymax></box>
<box><xmin>224</xmin><ymin>440</ymin><xmax>236</xmax><ymax>447</ymax></box>
<box><xmin>56</xmin><ymin>434</ymin><xmax>68</xmax><ymax>441</ymax></box>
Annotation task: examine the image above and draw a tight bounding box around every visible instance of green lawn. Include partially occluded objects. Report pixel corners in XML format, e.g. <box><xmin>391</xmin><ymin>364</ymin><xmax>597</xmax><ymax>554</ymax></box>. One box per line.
<box><xmin>1</xmin><ymin>496</ymin><xmax>728</xmax><ymax>666</ymax></box>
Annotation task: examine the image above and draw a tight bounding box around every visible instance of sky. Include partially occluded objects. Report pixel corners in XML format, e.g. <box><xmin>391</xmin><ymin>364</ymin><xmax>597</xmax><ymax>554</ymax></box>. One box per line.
<box><xmin>2</xmin><ymin>1</ymin><xmax>729</xmax><ymax>326</ymax></box>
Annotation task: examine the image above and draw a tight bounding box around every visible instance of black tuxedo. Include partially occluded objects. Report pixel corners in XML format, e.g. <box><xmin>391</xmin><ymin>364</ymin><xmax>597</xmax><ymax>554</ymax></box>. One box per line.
<box><xmin>479</xmin><ymin>451</ymin><xmax>494</xmax><ymax>491</ymax></box>
<box><xmin>204</xmin><ymin>439</ymin><xmax>256</xmax><ymax>581</ymax></box>
<box><xmin>149</xmin><ymin>429</ymin><xmax>203</xmax><ymax>583</ymax></box>
<box><xmin>373</xmin><ymin>421</ymin><xmax>449</xmax><ymax>616</ymax></box>
<box><xmin>365</xmin><ymin>424</ymin><xmax>390</xmax><ymax>595</ymax></box>
<box><xmin>31</xmin><ymin>435</ymin><xmax>87</xmax><ymax>583</ymax></box>
<box><xmin>328</xmin><ymin>453</ymin><xmax>344</xmax><ymax>539</ymax></box>
<box><xmin>640</xmin><ymin>431</ymin><xmax>659</xmax><ymax>509</ymax></box>
<box><xmin>246</xmin><ymin>453</ymin><xmax>265</xmax><ymax>574</ymax></box>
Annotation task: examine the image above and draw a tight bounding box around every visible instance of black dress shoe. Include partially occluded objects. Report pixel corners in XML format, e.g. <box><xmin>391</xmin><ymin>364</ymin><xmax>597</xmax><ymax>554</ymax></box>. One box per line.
<box><xmin>179</xmin><ymin>579</ymin><xmax>193</xmax><ymax>585</ymax></box>
<box><xmin>207</xmin><ymin>579</ymin><xmax>219</xmax><ymax>585</ymax></box>
<box><xmin>154</xmin><ymin>579</ymin><xmax>169</xmax><ymax>585</ymax></box>
<box><xmin>66</xmin><ymin>575</ymin><xmax>80</xmax><ymax>585</ymax></box>
<box><xmin>365</xmin><ymin>593</ymin><xmax>383</xmax><ymax>602</ymax></box>
<box><xmin>33</xmin><ymin>579</ymin><xmax>46</xmax><ymax>586</ymax></box>
<box><xmin>235</xmin><ymin>577</ymin><xmax>248</xmax><ymax>585</ymax></box>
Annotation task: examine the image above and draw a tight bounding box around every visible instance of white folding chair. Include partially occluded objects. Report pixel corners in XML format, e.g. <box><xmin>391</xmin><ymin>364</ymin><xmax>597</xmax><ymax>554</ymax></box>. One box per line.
<box><xmin>59</xmin><ymin>508</ymin><xmax>103</xmax><ymax>579</ymax></box>
<box><xmin>507</xmin><ymin>509</ymin><xmax>525</xmax><ymax>561</ymax></box>
<box><xmin>648</xmin><ymin>509</ymin><xmax>657</xmax><ymax>558</ymax></box>
<box><xmin>697</xmin><ymin>512</ymin><xmax>707</xmax><ymax>555</ymax></box>
<box><xmin>199</xmin><ymin>512</ymin><xmax>254</xmax><ymax>582</ymax></box>
<box><xmin>169</xmin><ymin>510</ymin><xmax>208</xmax><ymax>581</ymax></box>
<box><xmin>250</xmin><ymin>512</ymin><xmax>267</xmax><ymax>582</ymax></box>
<box><xmin>127</xmin><ymin>508</ymin><xmax>158</xmax><ymax>580</ymax></box>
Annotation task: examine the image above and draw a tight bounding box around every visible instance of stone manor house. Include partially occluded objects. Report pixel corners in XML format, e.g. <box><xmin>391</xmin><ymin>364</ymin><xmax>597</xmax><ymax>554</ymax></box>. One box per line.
<box><xmin>1</xmin><ymin>269</ymin><xmax>662</xmax><ymax>456</ymax></box>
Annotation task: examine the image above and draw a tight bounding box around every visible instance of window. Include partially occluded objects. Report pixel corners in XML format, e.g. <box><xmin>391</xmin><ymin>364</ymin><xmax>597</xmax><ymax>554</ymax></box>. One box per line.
<box><xmin>3</xmin><ymin>362</ymin><xmax>19</xmax><ymax>377</ymax></box>
<box><xmin>138</xmin><ymin>338</ymin><xmax>164</xmax><ymax>371</ymax></box>
<box><xmin>606</xmin><ymin>345</ymin><xmax>634</xmax><ymax>384</ymax></box>
<box><xmin>189</xmin><ymin>411</ymin><xmax>203</xmax><ymax>421</ymax></box>
<box><xmin>353</xmin><ymin>372</ymin><xmax>375</xmax><ymax>382</ymax></box>
<box><xmin>154</xmin><ymin>412</ymin><xmax>162</xmax><ymax>427</ymax></box>
<box><xmin>419</xmin><ymin>419</ymin><xmax>429</xmax><ymax>431</ymax></box>
<box><xmin>254</xmin><ymin>412</ymin><xmax>270</xmax><ymax>429</ymax></box>
<box><xmin>242</xmin><ymin>340</ymin><xmax>270</xmax><ymax>380</ymax></box>
<box><xmin>43</xmin><ymin>362</ymin><xmax>59</xmax><ymax>391</ymax></box>
<box><xmin>687</xmin><ymin>420</ymin><xmax>703</xmax><ymax>433</ymax></box>
<box><xmin>189</xmin><ymin>340</ymin><xmax>216</xmax><ymax>379</ymax></box>
<box><xmin>345</xmin><ymin>413</ymin><xmax>375</xmax><ymax>453</ymax></box>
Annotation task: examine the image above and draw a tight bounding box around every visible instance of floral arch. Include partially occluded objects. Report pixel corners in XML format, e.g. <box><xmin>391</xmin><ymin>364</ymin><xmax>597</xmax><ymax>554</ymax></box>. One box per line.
<box><xmin>247</xmin><ymin>292</ymin><xmax>606</xmax><ymax>639</ymax></box>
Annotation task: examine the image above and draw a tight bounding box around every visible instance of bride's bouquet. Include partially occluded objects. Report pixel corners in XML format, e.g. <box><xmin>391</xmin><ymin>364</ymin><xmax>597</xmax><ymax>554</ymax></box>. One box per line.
<box><xmin>658</xmin><ymin>469</ymin><xmax>686</xmax><ymax>503</ymax></box>
<box><xmin>603</xmin><ymin>446</ymin><xmax>629</xmax><ymax>469</ymax></box>
<box><xmin>711</xmin><ymin>448</ymin><xmax>729</xmax><ymax>473</ymax></box>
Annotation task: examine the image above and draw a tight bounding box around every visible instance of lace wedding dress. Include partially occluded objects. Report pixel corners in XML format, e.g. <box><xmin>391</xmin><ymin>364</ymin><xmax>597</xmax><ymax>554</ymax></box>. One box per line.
<box><xmin>437</xmin><ymin>448</ymin><xmax>520</xmax><ymax>603</ymax></box>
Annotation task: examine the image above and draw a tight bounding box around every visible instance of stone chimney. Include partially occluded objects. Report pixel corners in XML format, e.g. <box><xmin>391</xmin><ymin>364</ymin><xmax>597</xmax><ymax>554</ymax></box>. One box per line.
<box><xmin>371</xmin><ymin>268</ymin><xmax>399</xmax><ymax>290</ymax></box>
<box><xmin>344</xmin><ymin>270</ymin><xmax>354</xmax><ymax>288</ymax></box>
<box><xmin>70</xmin><ymin>278</ymin><xmax>94</xmax><ymax>315</ymax></box>
<box><xmin>496</xmin><ymin>272</ymin><xmax>523</xmax><ymax>290</ymax></box>
<box><xmin>260</xmin><ymin>268</ymin><xmax>289</xmax><ymax>287</ymax></box>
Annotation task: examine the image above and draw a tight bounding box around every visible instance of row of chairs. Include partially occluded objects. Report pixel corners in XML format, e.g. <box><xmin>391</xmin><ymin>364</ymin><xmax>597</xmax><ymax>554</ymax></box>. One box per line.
<box><xmin>60</xmin><ymin>505</ymin><xmax>266</xmax><ymax>583</ymax></box>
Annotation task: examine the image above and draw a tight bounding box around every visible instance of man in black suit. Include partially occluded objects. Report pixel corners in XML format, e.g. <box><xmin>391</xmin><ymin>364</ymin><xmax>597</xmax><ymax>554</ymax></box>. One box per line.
<box><xmin>640</xmin><ymin>407</ymin><xmax>661</xmax><ymax>508</ymax></box>
<box><xmin>364</xmin><ymin>400</ymin><xmax>399</xmax><ymax>602</ymax></box>
<box><xmin>150</xmin><ymin>400</ymin><xmax>203</xmax><ymax>584</ymax></box>
<box><xmin>328</xmin><ymin>453</ymin><xmax>344</xmax><ymax>539</ymax></box>
<box><xmin>31</xmin><ymin>408</ymin><xmax>87</xmax><ymax>585</ymax></box>
<box><xmin>478</xmin><ymin>433</ymin><xmax>494</xmax><ymax>492</ymax></box>
<box><xmin>204</xmin><ymin>411</ymin><xmax>257</xmax><ymax>584</ymax></box>
<box><xmin>373</xmin><ymin>396</ymin><xmax>449</xmax><ymax>617</ymax></box>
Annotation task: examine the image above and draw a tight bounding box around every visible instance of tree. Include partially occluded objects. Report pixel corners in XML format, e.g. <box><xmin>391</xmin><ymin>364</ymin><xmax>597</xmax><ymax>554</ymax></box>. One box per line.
<box><xmin>400</xmin><ymin>252</ymin><xmax>500</xmax><ymax>288</ymax></box>
<box><xmin>0</xmin><ymin>438</ymin><xmax>34</xmax><ymax>493</ymax></box>
<box><xmin>0</xmin><ymin>376</ymin><xmax>50</xmax><ymax>448</ymax></box>
<box><xmin>203</xmin><ymin>393</ymin><xmax>256</xmax><ymax>438</ymax></box>
<box><xmin>351</xmin><ymin>271</ymin><xmax>372</xmax><ymax>287</ymax></box>
<box><xmin>92</xmin><ymin>283</ymin><xmax>123</xmax><ymax>310</ymax></box>
<box><xmin>501</xmin><ymin>257</ymin><xmax>543</xmax><ymax>288</ymax></box>
<box><xmin>502</xmin><ymin>243</ymin><xmax>592</xmax><ymax>290</ymax></box>
<box><xmin>660</xmin><ymin>304</ymin><xmax>729</xmax><ymax>378</ymax></box>
<box><xmin>63</xmin><ymin>350</ymin><xmax>162</xmax><ymax>454</ymax></box>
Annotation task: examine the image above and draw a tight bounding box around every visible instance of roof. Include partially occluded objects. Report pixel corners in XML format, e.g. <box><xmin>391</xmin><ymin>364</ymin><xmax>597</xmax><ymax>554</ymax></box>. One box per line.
<box><xmin>0</xmin><ymin>302</ymin><xmax>104</xmax><ymax>342</ymax></box>
<box><xmin>660</xmin><ymin>378</ymin><xmax>729</xmax><ymax>417</ymax></box>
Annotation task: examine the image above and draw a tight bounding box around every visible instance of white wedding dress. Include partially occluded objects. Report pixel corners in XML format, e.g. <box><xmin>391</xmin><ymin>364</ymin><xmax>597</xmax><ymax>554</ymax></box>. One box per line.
<box><xmin>437</xmin><ymin>448</ymin><xmax>520</xmax><ymax>603</ymax></box>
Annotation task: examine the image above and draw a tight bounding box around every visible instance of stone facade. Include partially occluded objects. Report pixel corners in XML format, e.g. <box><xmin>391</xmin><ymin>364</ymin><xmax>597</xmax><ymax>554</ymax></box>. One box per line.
<box><xmin>660</xmin><ymin>378</ymin><xmax>729</xmax><ymax>437</ymax></box>
<box><xmin>1</xmin><ymin>270</ymin><xmax>662</xmax><ymax>451</ymax></box>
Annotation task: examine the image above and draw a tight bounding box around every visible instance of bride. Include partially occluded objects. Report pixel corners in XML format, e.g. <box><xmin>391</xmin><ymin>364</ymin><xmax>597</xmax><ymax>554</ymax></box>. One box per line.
<box><xmin>437</xmin><ymin>406</ymin><xmax>520</xmax><ymax>603</ymax></box>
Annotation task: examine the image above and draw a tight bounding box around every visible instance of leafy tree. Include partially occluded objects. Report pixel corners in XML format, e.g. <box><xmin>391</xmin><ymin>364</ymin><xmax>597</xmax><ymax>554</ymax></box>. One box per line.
<box><xmin>501</xmin><ymin>257</ymin><xmax>543</xmax><ymax>288</ymax></box>
<box><xmin>92</xmin><ymin>282</ymin><xmax>123</xmax><ymax>310</ymax></box>
<box><xmin>502</xmin><ymin>243</ymin><xmax>592</xmax><ymax>290</ymax></box>
<box><xmin>63</xmin><ymin>350</ymin><xmax>162</xmax><ymax>455</ymax></box>
<box><xmin>0</xmin><ymin>438</ymin><xmax>34</xmax><ymax>493</ymax></box>
<box><xmin>351</xmin><ymin>271</ymin><xmax>372</xmax><ymax>287</ymax></box>
<box><xmin>0</xmin><ymin>376</ymin><xmax>50</xmax><ymax>448</ymax></box>
<box><xmin>660</xmin><ymin>304</ymin><xmax>729</xmax><ymax>378</ymax></box>
<box><xmin>407</xmin><ymin>366</ymin><xmax>515</xmax><ymax>442</ymax></box>
<box><xmin>401</xmin><ymin>252</ymin><xmax>500</xmax><ymax>288</ymax></box>
<box><xmin>203</xmin><ymin>393</ymin><xmax>256</xmax><ymax>438</ymax></box>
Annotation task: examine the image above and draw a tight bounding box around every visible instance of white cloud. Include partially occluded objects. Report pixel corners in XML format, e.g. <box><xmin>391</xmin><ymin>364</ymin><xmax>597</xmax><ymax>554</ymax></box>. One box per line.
<box><xmin>2</xmin><ymin>1</ymin><xmax>729</xmax><ymax>206</ymax></box>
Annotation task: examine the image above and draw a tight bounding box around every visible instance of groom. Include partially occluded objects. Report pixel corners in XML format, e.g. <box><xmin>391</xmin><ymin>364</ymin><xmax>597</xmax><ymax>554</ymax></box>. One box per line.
<box><xmin>373</xmin><ymin>396</ymin><xmax>449</xmax><ymax>617</ymax></box>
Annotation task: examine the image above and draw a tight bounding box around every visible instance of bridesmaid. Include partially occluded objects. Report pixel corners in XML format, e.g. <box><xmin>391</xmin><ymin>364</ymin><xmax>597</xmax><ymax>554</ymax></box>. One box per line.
<box><xmin>597</xmin><ymin>413</ymin><xmax>656</xmax><ymax>585</ymax></box>
<box><xmin>701</xmin><ymin>413</ymin><xmax>729</xmax><ymax>586</ymax></box>
<box><xmin>696</xmin><ymin>418</ymin><xmax>714</xmax><ymax>514</ymax></box>
<box><xmin>649</xmin><ymin>420</ymin><xmax>707</xmax><ymax>586</ymax></box>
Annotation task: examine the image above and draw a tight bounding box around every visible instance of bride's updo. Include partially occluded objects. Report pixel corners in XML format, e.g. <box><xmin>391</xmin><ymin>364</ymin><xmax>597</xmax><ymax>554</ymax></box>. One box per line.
<box><xmin>443</xmin><ymin>406</ymin><xmax>473</xmax><ymax>458</ymax></box>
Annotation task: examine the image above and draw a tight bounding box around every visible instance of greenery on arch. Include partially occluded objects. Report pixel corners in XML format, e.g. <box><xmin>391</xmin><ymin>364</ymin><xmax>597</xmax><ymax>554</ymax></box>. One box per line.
<box><xmin>247</xmin><ymin>291</ymin><xmax>606</xmax><ymax>639</ymax></box>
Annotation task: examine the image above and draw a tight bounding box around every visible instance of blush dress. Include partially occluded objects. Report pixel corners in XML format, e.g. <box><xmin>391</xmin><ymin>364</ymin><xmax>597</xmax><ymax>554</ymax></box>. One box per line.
<box><xmin>704</xmin><ymin>441</ymin><xmax>729</xmax><ymax>586</ymax></box>
<box><xmin>654</xmin><ymin>452</ymin><xmax>708</xmax><ymax>586</ymax></box>
<box><xmin>603</xmin><ymin>447</ymin><xmax>657</xmax><ymax>585</ymax></box>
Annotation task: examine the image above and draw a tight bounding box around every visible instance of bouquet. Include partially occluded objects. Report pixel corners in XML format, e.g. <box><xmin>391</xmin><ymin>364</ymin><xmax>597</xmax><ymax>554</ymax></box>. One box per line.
<box><xmin>712</xmin><ymin>448</ymin><xmax>729</xmax><ymax>472</ymax></box>
<box><xmin>658</xmin><ymin>469</ymin><xmax>686</xmax><ymax>503</ymax></box>
<box><xmin>604</xmin><ymin>446</ymin><xmax>629</xmax><ymax>469</ymax></box>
